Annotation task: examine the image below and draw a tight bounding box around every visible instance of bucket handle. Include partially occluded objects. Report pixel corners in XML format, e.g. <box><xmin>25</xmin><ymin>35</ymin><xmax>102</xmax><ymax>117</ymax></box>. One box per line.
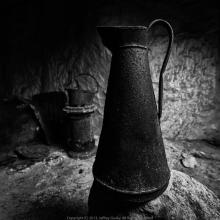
<box><xmin>147</xmin><ymin>19</ymin><xmax>174</xmax><ymax>120</ymax></box>
<box><xmin>74</xmin><ymin>73</ymin><xmax>99</xmax><ymax>94</ymax></box>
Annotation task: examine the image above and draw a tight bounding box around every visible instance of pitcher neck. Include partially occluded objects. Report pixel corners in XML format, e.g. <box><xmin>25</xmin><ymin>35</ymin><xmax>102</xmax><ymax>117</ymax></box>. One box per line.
<box><xmin>97</xmin><ymin>26</ymin><xmax>149</xmax><ymax>51</ymax></box>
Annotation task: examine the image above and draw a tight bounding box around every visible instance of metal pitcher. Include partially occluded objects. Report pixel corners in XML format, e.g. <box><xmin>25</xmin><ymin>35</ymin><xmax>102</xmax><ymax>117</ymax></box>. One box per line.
<box><xmin>91</xmin><ymin>19</ymin><xmax>174</xmax><ymax>203</ymax></box>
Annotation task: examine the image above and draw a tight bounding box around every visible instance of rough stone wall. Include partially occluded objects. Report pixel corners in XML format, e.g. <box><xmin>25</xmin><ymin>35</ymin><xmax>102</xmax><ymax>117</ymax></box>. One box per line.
<box><xmin>150</xmin><ymin>33</ymin><xmax>220</xmax><ymax>142</ymax></box>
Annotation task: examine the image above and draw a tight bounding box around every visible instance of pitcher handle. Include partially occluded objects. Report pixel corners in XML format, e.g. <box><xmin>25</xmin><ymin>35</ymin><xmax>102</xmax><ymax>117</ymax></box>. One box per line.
<box><xmin>147</xmin><ymin>19</ymin><xmax>174</xmax><ymax>120</ymax></box>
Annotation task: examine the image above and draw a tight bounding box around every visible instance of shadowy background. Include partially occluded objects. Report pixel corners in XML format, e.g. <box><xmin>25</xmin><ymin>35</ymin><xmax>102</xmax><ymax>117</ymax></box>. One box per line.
<box><xmin>0</xmin><ymin>0</ymin><xmax>219</xmax><ymax>141</ymax></box>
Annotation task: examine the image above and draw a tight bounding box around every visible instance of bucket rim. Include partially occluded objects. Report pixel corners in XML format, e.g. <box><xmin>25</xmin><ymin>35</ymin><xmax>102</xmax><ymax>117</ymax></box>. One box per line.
<box><xmin>65</xmin><ymin>88</ymin><xmax>96</xmax><ymax>95</ymax></box>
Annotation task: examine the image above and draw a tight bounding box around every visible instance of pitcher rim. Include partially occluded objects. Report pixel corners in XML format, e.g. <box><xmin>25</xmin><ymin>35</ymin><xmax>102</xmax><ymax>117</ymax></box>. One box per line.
<box><xmin>96</xmin><ymin>25</ymin><xmax>147</xmax><ymax>30</ymax></box>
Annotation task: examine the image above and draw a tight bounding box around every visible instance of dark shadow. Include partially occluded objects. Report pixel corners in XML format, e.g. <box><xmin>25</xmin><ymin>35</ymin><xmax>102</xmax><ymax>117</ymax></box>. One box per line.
<box><xmin>15</xmin><ymin>203</ymin><xmax>88</xmax><ymax>220</ymax></box>
<box><xmin>0</xmin><ymin>97</ymin><xmax>44</xmax><ymax>151</ymax></box>
<box><xmin>32</xmin><ymin>91</ymin><xmax>67</xmax><ymax>145</ymax></box>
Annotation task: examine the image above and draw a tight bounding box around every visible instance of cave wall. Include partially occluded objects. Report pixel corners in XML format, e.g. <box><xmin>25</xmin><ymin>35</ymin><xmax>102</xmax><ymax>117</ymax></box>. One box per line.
<box><xmin>1</xmin><ymin>1</ymin><xmax>219</xmax><ymax>143</ymax></box>
<box><xmin>152</xmin><ymin>33</ymin><xmax>220</xmax><ymax>142</ymax></box>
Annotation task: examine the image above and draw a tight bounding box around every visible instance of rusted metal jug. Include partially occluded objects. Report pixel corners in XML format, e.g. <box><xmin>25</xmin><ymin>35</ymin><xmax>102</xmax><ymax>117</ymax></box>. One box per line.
<box><xmin>63</xmin><ymin>73</ymin><xmax>98</xmax><ymax>158</ymax></box>
<box><xmin>92</xmin><ymin>19</ymin><xmax>174</xmax><ymax>203</ymax></box>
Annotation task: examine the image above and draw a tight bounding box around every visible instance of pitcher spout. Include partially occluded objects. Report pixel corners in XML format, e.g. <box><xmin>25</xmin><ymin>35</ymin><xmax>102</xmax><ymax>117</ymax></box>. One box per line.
<box><xmin>97</xmin><ymin>26</ymin><xmax>148</xmax><ymax>51</ymax></box>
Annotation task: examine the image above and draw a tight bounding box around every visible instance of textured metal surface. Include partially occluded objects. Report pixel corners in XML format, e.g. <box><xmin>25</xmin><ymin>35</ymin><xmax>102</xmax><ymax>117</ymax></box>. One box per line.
<box><xmin>92</xmin><ymin>23</ymin><xmax>173</xmax><ymax>202</ymax></box>
<box><xmin>65</xmin><ymin>89</ymin><xmax>95</xmax><ymax>107</ymax></box>
<box><xmin>64</xmin><ymin>74</ymin><xmax>98</xmax><ymax>157</ymax></box>
<box><xmin>64</xmin><ymin>105</ymin><xmax>96</xmax><ymax>158</ymax></box>
<box><xmin>65</xmin><ymin>73</ymin><xmax>99</xmax><ymax>107</ymax></box>
<box><xmin>65</xmin><ymin>114</ymin><xmax>93</xmax><ymax>147</ymax></box>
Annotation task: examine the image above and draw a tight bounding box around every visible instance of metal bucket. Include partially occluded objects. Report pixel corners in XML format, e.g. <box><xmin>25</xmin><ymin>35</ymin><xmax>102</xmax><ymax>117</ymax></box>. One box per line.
<box><xmin>65</xmin><ymin>73</ymin><xmax>99</xmax><ymax>107</ymax></box>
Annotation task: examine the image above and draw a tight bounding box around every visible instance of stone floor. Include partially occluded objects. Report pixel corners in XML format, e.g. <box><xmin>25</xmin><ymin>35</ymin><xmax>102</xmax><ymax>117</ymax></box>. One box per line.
<box><xmin>0</xmin><ymin>139</ymin><xmax>219</xmax><ymax>219</ymax></box>
<box><xmin>165</xmin><ymin>139</ymin><xmax>220</xmax><ymax>198</ymax></box>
